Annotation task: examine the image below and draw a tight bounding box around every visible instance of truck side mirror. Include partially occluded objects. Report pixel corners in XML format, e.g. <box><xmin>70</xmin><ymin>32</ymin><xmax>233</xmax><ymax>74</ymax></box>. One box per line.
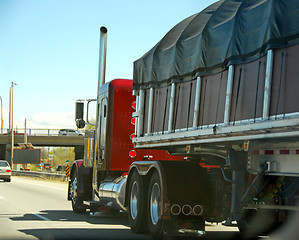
<box><xmin>76</xmin><ymin>119</ymin><xmax>85</xmax><ymax>129</ymax></box>
<box><xmin>75</xmin><ymin>102</ymin><xmax>85</xmax><ymax>129</ymax></box>
<box><xmin>75</xmin><ymin>102</ymin><xmax>84</xmax><ymax>120</ymax></box>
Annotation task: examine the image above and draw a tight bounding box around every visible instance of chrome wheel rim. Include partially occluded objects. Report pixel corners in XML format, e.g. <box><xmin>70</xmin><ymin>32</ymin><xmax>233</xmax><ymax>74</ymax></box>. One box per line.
<box><xmin>130</xmin><ymin>181</ymin><xmax>139</xmax><ymax>220</ymax></box>
<box><xmin>70</xmin><ymin>177</ymin><xmax>78</xmax><ymax>203</ymax></box>
<box><xmin>150</xmin><ymin>183</ymin><xmax>161</xmax><ymax>225</ymax></box>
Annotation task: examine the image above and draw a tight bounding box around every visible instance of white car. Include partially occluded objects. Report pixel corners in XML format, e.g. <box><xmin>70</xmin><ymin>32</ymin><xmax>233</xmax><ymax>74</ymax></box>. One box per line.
<box><xmin>0</xmin><ymin>160</ymin><xmax>11</xmax><ymax>182</ymax></box>
<box><xmin>58</xmin><ymin>129</ymin><xmax>83</xmax><ymax>136</ymax></box>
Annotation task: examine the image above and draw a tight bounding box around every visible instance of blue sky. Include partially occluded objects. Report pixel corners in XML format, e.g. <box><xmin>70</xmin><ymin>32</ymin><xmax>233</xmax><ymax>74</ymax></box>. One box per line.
<box><xmin>0</xmin><ymin>0</ymin><xmax>215</xmax><ymax>130</ymax></box>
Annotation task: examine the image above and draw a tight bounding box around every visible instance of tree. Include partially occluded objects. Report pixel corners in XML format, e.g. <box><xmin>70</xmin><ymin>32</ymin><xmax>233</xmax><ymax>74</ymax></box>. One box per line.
<box><xmin>53</xmin><ymin>147</ymin><xmax>75</xmax><ymax>166</ymax></box>
<box><xmin>84</xmin><ymin>118</ymin><xmax>96</xmax><ymax>130</ymax></box>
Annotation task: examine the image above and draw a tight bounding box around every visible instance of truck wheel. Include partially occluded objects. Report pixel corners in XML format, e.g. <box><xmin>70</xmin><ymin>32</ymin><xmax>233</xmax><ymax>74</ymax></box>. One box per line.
<box><xmin>70</xmin><ymin>171</ymin><xmax>86</xmax><ymax>214</ymax></box>
<box><xmin>238</xmin><ymin>209</ymin><xmax>279</xmax><ymax>238</ymax></box>
<box><xmin>128</xmin><ymin>170</ymin><xmax>148</xmax><ymax>233</ymax></box>
<box><xmin>148</xmin><ymin>171</ymin><xmax>163</xmax><ymax>238</ymax></box>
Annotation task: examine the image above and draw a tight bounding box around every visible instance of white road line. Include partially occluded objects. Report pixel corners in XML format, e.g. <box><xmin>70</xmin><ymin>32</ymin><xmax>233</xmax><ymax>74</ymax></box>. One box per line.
<box><xmin>34</xmin><ymin>214</ymin><xmax>51</xmax><ymax>221</ymax></box>
<box><xmin>12</xmin><ymin>178</ymin><xmax>66</xmax><ymax>191</ymax></box>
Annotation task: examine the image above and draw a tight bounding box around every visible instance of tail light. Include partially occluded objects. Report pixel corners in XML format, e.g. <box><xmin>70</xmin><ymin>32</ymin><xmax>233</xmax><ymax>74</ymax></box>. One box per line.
<box><xmin>131</xmin><ymin>101</ymin><xmax>136</xmax><ymax>110</ymax></box>
<box><xmin>131</xmin><ymin>118</ymin><xmax>136</xmax><ymax>125</ymax></box>
<box><xmin>129</xmin><ymin>150</ymin><xmax>137</xmax><ymax>158</ymax></box>
<box><xmin>130</xmin><ymin>133</ymin><xmax>135</xmax><ymax>141</ymax></box>
<box><xmin>6</xmin><ymin>169</ymin><xmax>11</xmax><ymax>173</ymax></box>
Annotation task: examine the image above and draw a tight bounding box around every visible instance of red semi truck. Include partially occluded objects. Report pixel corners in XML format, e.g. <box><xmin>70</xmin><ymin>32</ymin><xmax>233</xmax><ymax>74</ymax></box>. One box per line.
<box><xmin>68</xmin><ymin>1</ymin><xmax>299</xmax><ymax>239</ymax></box>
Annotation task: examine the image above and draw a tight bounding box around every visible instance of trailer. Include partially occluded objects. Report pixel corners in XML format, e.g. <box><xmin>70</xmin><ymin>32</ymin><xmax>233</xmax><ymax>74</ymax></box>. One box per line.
<box><xmin>68</xmin><ymin>0</ymin><xmax>299</xmax><ymax>238</ymax></box>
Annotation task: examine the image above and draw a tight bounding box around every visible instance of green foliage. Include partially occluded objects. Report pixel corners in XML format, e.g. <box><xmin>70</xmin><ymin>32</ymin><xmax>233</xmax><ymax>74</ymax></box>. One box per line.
<box><xmin>42</xmin><ymin>147</ymin><xmax>75</xmax><ymax>167</ymax></box>
<box><xmin>84</xmin><ymin>118</ymin><xmax>96</xmax><ymax>130</ymax></box>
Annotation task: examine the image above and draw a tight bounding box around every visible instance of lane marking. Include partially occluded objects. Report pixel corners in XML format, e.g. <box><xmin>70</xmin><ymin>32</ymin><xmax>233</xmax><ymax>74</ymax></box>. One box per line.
<box><xmin>34</xmin><ymin>213</ymin><xmax>51</xmax><ymax>221</ymax></box>
<box><xmin>12</xmin><ymin>178</ymin><xmax>66</xmax><ymax>191</ymax></box>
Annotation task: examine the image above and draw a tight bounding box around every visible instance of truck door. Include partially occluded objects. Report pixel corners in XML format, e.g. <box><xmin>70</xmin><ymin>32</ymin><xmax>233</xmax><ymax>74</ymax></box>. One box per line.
<box><xmin>99</xmin><ymin>97</ymin><xmax>108</xmax><ymax>163</ymax></box>
<box><xmin>93</xmin><ymin>97</ymin><xmax>108</xmax><ymax>197</ymax></box>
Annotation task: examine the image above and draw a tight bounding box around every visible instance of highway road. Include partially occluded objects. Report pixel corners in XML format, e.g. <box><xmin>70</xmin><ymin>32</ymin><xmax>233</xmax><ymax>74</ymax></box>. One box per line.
<box><xmin>0</xmin><ymin>176</ymin><xmax>152</xmax><ymax>240</ymax></box>
<box><xmin>0</xmin><ymin>176</ymin><xmax>274</xmax><ymax>240</ymax></box>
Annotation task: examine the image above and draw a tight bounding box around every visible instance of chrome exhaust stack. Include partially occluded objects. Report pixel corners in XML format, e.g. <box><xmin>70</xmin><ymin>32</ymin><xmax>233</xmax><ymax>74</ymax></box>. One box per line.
<box><xmin>97</xmin><ymin>26</ymin><xmax>108</xmax><ymax>91</ymax></box>
<box><xmin>93</xmin><ymin>26</ymin><xmax>108</xmax><ymax>199</ymax></box>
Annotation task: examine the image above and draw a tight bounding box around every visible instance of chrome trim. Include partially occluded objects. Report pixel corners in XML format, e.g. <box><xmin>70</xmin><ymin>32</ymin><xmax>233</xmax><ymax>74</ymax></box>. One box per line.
<box><xmin>147</xmin><ymin>87</ymin><xmax>154</xmax><ymax>134</ymax></box>
<box><xmin>182</xmin><ymin>204</ymin><xmax>192</xmax><ymax>215</ymax></box>
<box><xmin>133</xmin><ymin>117</ymin><xmax>299</xmax><ymax>148</ymax></box>
<box><xmin>129</xmin><ymin>180</ymin><xmax>138</xmax><ymax>219</ymax></box>
<box><xmin>178</xmin><ymin>229</ymin><xmax>206</xmax><ymax>236</ymax></box>
<box><xmin>193</xmin><ymin>205</ymin><xmax>203</xmax><ymax>216</ymax></box>
<box><xmin>150</xmin><ymin>183</ymin><xmax>161</xmax><ymax>225</ymax></box>
<box><xmin>193</xmin><ymin>77</ymin><xmax>202</xmax><ymax>129</ymax></box>
<box><xmin>170</xmin><ymin>204</ymin><xmax>181</xmax><ymax>215</ymax></box>
<box><xmin>224</xmin><ymin>65</ymin><xmax>234</xmax><ymax>124</ymax></box>
<box><xmin>97</xmin><ymin>26</ymin><xmax>107</xmax><ymax>89</ymax></box>
<box><xmin>263</xmin><ymin>49</ymin><xmax>274</xmax><ymax>119</ymax></box>
<box><xmin>137</xmin><ymin>89</ymin><xmax>145</xmax><ymax>136</ymax></box>
<box><xmin>98</xmin><ymin>175</ymin><xmax>127</xmax><ymax>211</ymax></box>
<box><xmin>168</xmin><ymin>82</ymin><xmax>176</xmax><ymax>133</ymax></box>
<box><xmin>135</xmin><ymin>92</ymin><xmax>139</xmax><ymax>136</ymax></box>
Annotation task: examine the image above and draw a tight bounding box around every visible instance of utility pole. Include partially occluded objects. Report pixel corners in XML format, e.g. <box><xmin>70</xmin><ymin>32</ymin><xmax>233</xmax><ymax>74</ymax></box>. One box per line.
<box><xmin>9</xmin><ymin>82</ymin><xmax>17</xmax><ymax>167</ymax></box>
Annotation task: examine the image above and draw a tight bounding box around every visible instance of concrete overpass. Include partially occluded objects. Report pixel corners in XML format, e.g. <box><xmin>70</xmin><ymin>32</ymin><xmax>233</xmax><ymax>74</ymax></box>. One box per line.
<box><xmin>0</xmin><ymin>129</ymin><xmax>84</xmax><ymax>162</ymax></box>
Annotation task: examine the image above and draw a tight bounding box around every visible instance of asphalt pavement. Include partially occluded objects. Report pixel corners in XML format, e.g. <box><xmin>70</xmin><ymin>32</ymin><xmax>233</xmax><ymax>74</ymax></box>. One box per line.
<box><xmin>0</xmin><ymin>176</ymin><xmax>153</xmax><ymax>240</ymax></box>
<box><xmin>0</xmin><ymin>176</ymin><xmax>274</xmax><ymax>240</ymax></box>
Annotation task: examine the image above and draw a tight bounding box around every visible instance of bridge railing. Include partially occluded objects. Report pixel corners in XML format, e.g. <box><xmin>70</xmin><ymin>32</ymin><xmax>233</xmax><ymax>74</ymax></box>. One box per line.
<box><xmin>1</xmin><ymin>128</ymin><xmax>84</xmax><ymax>136</ymax></box>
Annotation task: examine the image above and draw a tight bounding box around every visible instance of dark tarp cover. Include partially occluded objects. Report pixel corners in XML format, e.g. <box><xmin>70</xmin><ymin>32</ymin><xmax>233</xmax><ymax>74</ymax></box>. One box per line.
<box><xmin>133</xmin><ymin>0</ymin><xmax>299</xmax><ymax>90</ymax></box>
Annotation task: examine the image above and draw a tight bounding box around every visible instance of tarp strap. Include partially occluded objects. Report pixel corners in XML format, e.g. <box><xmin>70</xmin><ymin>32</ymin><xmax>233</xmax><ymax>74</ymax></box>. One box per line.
<box><xmin>275</xmin><ymin>48</ymin><xmax>286</xmax><ymax>119</ymax></box>
<box><xmin>254</xmin><ymin>60</ymin><xmax>262</xmax><ymax>122</ymax></box>
<box><xmin>201</xmin><ymin>79</ymin><xmax>208</xmax><ymax>129</ymax></box>
<box><xmin>233</xmin><ymin>67</ymin><xmax>243</xmax><ymax>125</ymax></box>
<box><xmin>187</xmin><ymin>82</ymin><xmax>194</xmax><ymax>130</ymax></box>
<box><xmin>214</xmin><ymin>72</ymin><xmax>224</xmax><ymax>126</ymax></box>
<box><xmin>173</xmin><ymin>86</ymin><xmax>181</xmax><ymax>132</ymax></box>
<box><xmin>162</xmin><ymin>88</ymin><xmax>169</xmax><ymax>134</ymax></box>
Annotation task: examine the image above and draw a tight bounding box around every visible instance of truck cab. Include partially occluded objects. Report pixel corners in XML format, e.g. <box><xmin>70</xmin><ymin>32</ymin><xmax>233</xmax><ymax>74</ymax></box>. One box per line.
<box><xmin>68</xmin><ymin>78</ymin><xmax>182</xmax><ymax>214</ymax></box>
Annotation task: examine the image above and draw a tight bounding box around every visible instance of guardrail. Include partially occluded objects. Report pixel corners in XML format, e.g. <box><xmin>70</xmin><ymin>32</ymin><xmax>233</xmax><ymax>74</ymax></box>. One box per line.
<box><xmin>1</xmin><ymin>128</ymin><xmax>85</xmax><ymax>136</ymax></box>
<box><xmin>12</xmin><ymin>170</ymin><xmax>68</xmax><ymax>182</ymax></box>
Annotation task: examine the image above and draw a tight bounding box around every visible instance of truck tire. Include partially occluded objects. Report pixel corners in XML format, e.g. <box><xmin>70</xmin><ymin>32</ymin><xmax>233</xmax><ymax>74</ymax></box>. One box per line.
<box><xmin>128</xmin><ymin>170</ymin><xmax>148</xmax><ymax>233</ymax></box>
<box><xmin>148</xmin><ymin>171</ymin><xmax>164</xmax><ymax>239</ymax></box>
<box><xmin>70</xmin><ymin>171</ymin><xmax>86</xmax><ymax>214</ymax></box>
<box><xmin>238</xmin><ymin>209</ymin><xmax>279</xmax><ymax>238</ymax></box>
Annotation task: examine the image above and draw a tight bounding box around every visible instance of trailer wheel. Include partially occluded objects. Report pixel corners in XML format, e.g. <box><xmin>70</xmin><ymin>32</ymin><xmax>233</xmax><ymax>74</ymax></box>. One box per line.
<box><xmin>70</xmin><ymin>171</ymin><xmax>86</xmax><ymax>214</ymax></box>
<box><xmin>148</xmin><ymin>171</ymin><xmax>164</xmax><ymax>238</ymax></box>
<box><xmin>238</xmin><ymin>209</ymin><xmax>279</xmax><ymax>238</ymax></box>
<box><xmin>128</xmin><ymin>170</ymin><xmax>148</xmax><ymax>233</ymax></box>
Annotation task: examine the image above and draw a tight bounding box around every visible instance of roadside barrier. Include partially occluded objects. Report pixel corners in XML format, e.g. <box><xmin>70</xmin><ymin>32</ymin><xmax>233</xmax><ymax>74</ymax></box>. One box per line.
<box><xmin>12</xmin><ymin>170</ymin><xmax>67</xmax><ymax>181</ymax></box>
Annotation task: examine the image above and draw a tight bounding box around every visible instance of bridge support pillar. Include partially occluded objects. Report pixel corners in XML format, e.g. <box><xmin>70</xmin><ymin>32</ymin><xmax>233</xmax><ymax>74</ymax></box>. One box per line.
<box><xmin>0</xmin><ymin>144</ymin><xmax>6</xmax><ymax>160</ymax></box>
<box><xmin>74</xmin><ymin>145</ymin><xmax>84</xmax><ymax>160</ymax></box>
<box><xmin>5</xmin><ymin>144</ymin><xmax>12</xmax><ymax>165</ymax></box>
